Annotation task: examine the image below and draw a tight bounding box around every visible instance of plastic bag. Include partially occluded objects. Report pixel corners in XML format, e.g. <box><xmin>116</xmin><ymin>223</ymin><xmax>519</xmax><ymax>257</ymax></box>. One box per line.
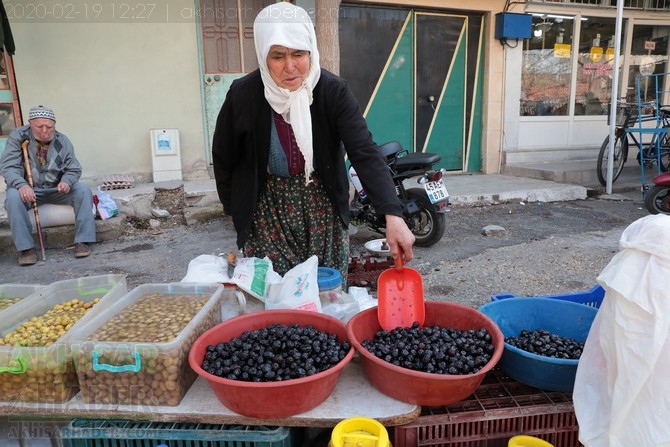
<box><xmin>574</xmin><ymin>214</ymin><xmax>670</xmax><ymax>447</ymax></box>
<box><xmin>230</xmin><ymin>256</ymin><xmax>280</xmax><ymax>302</ymax></box>
<box><xmin>321</xmin><ymin>291</ymin><xmax>360</xmax><ymax>323</ymax></box>
<box><xmin>95</xmin><ymin>187</ymin><xmax>119</xmax><ymax>220</ymax></box>
<box><xmin>265</xmin><ymin>255</ymin><xmax>321</xmax><ymax>312</ymax></box>
<box><xmin>180</xmin><ymin>254</ymin><xmax>230</xmax><ymax>283</ymax></box>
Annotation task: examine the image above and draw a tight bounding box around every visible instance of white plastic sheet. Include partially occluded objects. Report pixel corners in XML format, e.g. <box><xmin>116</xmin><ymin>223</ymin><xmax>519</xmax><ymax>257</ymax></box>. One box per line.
<box><xmin>574</xmin><ymin>214</ymin><xmax>670</xmax><ymax>447</ymax></box>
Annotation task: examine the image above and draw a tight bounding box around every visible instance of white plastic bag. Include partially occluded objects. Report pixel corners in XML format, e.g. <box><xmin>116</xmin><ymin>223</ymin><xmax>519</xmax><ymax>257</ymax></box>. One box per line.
<box><xmin>321</xmin><ymin>290</ymin><xmax>360</xmax><ymax>323</ymax></box>
<box><xmin>95</xmin><ymin>187</ymin><xmax>119</xmax><ymax>220</ymax></box>
<box><xmin>265</xmin><ymin>255</ymin><xmax>321</xmax><ymax>312</ymax></box>
<box><xmin>180</xmin><ymin>254</ymin><xmax>230</xmax><ymax>283</ymax></box>
<box><xmin>347</xmin><ymin>286</ymin><xmax>379</xmax><ymax>312</ymax></box>
<box><xmin>574</xmin><ymin>214</ymin><xmax>670</xmax><ymax>447</ymax></box>
<box><xmin>230</xmin><ymin>256</ymin><xmax>280</xmax><ymax>302</ymax></box>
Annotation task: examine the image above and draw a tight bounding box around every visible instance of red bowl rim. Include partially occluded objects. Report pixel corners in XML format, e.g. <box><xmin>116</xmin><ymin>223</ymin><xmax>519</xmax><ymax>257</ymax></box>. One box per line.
<box><xmin>347</xmin><ymin>303</ymin><xmax>505</xmax><ymax>380</ymax></box>
<box><xmin>188</xmin><ymin>310</ymin><xmax>355</xmax><ymax>388</ymax></box>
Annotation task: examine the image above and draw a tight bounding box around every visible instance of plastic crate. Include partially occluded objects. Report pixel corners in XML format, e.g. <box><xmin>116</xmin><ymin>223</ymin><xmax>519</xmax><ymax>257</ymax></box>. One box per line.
<box><xmin>491</xmin><ymin>285</ymin><xmax>604</xmax><ymax>309</ymax></box>
<box><xmin>393</xmin><ymin>370</ymin><xmax>580</xmax><ymax>447</ymax></box>
<box><xmin>60</xmin><ymin>419</ymin><xmax>295</xmax><ymax>447</ymax></box>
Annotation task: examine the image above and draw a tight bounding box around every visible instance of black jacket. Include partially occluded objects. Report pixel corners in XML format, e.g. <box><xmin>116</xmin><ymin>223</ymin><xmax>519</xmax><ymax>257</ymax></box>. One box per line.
<box><xmin>212</xmin><ymin>68</ymin><xmax>403</xmax><ymax>248</ymax></box>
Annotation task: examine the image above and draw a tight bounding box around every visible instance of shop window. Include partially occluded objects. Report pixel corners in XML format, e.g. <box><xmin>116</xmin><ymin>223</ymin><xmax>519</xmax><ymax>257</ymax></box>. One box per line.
<box><xmin>574</xmin><ymin>17</ymin><xmax>618</xmax><ymax>116</ymax></box>
<box><xmin>520</xmin><ymin>14</ymin><xmax>575</xmax><ymax>116</ymax></box>
<box><xmin>627</xmin><ymin>24</ymin><xmax>669</xmax><ymax>105</ymax></box>
<box><xmin>528</xmin><ymin>0</ymin><xmax>670</xmax><ymax>10</ymax></box>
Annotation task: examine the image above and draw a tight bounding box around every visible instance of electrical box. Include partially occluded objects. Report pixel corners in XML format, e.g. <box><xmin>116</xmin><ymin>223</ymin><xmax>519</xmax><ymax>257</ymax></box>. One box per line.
<box><xmin>150</xmin><ymin>128</ymin><xmax>183</xmax><ymax>182</ymax></box>
<box><xmin>495</xmin><ymin>12</ymin><xmax>532</xmax><ymax>40</ymax></box>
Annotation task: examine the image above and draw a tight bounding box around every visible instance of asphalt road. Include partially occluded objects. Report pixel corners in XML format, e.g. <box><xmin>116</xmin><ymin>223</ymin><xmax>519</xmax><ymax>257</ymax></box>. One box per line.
<box><xmin>0</xmin><ymin>191</ymin><xmax>649</xmax><ymax>309</ymax></box>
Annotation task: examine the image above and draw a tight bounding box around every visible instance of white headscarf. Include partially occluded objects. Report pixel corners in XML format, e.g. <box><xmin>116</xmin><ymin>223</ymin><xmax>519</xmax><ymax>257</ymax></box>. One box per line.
<box><xmin>254</xmin><ymin>2</ymin><xmax>321</xmax><ymax>184</ymax></box>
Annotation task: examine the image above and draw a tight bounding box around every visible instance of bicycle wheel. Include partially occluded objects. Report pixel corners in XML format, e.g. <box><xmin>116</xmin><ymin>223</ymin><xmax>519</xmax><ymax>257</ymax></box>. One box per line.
<box><xmin>660</xmin><ymin>131</ymin><xmax>670</xmax><ymax>172</ymax></box>
<box><xmin>638</xmin><ymin>132</ymin><xmax>670</xmax><ymax>172</ymax></box>
<box><xmin>597</xmin><ymin>134</ymin><xmax>628</xmax><ymax>187</ymax></box>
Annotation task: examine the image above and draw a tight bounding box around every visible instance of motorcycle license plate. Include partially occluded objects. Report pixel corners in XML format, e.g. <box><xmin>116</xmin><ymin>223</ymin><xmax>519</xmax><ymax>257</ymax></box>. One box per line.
<box><xmin>423</xmin><ymin>179</ymin><xmax>449</xmax><ymax>204</ymax></box>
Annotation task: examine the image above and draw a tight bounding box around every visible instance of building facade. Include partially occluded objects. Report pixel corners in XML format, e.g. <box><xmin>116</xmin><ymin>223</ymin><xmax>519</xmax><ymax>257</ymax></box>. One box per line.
<box><xmin>504</xmin><ymin>0</ymin><xmax>670</xmax><ymax>166</ymax></box>
<box><xmin>0</xmin><ymin>0</ymin><xmax>668</xmax><ymax>190</ymax></box>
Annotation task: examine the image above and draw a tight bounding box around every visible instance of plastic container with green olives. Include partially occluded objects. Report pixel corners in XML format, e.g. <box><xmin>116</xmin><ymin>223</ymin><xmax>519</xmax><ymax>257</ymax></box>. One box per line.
<box><xmin>70</xmin><ymin>283</ymin><xmax>226</xmax><ymax>406</ymax></box>
<box><xmin>0</xmin><ymin>275</ymin><xmax>128</xmax><ymax>403</ymax></box>
<box><xmin>0</xmin><ymin>284</ymin><xmax>45</xmax><ymax>312</ymax></box>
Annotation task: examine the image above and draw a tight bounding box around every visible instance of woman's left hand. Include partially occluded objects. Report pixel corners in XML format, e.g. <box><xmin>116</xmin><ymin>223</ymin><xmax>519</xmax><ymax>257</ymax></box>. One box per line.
<box><xmin>384</xmin><ymin>215</ymin><xmax>415</xmax><ymax>269</ymax></box>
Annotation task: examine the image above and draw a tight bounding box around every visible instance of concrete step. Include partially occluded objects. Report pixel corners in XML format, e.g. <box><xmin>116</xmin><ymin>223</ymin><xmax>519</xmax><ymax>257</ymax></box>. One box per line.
<box><xmin>0</xmin><ymin>180</ymin><xmax>224</xmax><ymax>252</ymax></box>
<box><xmin>502</xmin><ymin>160</ymin><xmax>660</xmax><ymax>193</ymax></box>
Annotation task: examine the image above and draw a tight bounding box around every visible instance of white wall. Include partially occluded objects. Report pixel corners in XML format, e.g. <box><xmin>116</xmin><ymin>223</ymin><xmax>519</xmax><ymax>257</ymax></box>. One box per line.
<box><xmin>10</xmin><ymin>1</ymin><xmax>208</xmax><ymax>182</ymax></box>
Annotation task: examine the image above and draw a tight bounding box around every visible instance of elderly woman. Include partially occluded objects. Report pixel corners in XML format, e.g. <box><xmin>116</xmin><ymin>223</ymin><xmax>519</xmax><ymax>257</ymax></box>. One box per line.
<box><xmin>212</xmin><ymin>2</ymin><xmax>414</xmax><ymax>277</ymax></box>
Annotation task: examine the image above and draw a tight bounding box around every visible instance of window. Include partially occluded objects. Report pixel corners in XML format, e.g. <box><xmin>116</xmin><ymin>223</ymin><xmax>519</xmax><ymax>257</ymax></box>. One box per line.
<box><xmin>627</xmin><ymin>24</ymin><xmax>669</xmax><ymax>105</ymax></box>
<box><xmin>520</xmin><ymin>14</ymin><xmax>575</xmax><ymax>116</ymax></box>
<box><xmin>574</xmin><ymin>17</ymin><xmax>618</xmax><ymax>116</ymax></box>
<box><xmin>200</xmin><ymin>0</ymin><xmax>275</xmax><ymax>74</ymax></box>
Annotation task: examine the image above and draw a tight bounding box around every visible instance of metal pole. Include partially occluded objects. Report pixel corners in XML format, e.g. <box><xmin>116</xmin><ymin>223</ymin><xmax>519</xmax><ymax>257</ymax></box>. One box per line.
<box><xmin>606</xmin><ymin>0</ymin><xmax>625</xmax><ymax>195</ymax></box>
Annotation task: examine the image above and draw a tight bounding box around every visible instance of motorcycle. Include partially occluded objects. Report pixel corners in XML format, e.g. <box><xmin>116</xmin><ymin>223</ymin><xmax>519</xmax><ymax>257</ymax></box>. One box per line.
<box><xmin>349</xmin><ymin>141</ymin><xmax>450</xmax><ymax>247</ymax></box>
<box><xmin>644</xmin><ymin>171</ymin><xmax>670</xmax><ymax>215</ymax></box>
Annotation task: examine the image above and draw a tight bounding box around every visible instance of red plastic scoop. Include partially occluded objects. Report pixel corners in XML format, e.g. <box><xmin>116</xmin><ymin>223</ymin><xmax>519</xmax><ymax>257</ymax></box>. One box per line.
<box><xmin>377</xmin><ymin>257</ymin><xmax>425</xmax><ymax>330</ymax></box>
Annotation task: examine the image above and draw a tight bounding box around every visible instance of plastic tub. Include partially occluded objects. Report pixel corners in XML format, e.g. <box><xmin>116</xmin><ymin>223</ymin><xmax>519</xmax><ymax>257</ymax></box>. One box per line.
<box><xmin>346</xmin><ymin>301</ymin><xmax>504</xmax><ymax>406</ymax></box>
<box><xmin>189</xmin><ymin>310</ymin><xmax>354</xmax><ymax>418</ymax></box>
<box><xmin>330</xmin><ymin>417</ymin><xmax>390</xmax><ymax>447</ymax></box>
<box><xmin>70</xmin><ymin>283</ymin><xmax>225</xmax><ymax>406</ymax></box>
<box><xmin>478</xmin><ymin>297</ymin><xmax>598</xmax><ymax>392</ymax></box>
<box><xmin>0</xmin><ymin>283</ymin><xmax>44</xmax><ymax>312</ymax></box>
<box><xmin>508</xmin><ymin>435</ymin><xmax>555</xmax><ymax>447</ymax></box>
<box><xmin>491</xmin><ymin>285</ymin><xmax>604</xmax><ymax>309</ymax></box>
<box><xmin>0</xmin><ymin>275</ymin><xmax>128</xmax><ymax>403</ymax></box>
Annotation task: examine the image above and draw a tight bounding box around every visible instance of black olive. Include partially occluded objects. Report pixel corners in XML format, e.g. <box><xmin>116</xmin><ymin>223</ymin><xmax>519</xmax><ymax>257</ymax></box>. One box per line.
<box><xmin>361</xmin><ymin>325</ymin><xmax>495</xmax><ymax>375</ymax></box>
<box><xmin>505</xmin><ymin>328</ymin><xmax>584</xmax><ymax>360</ymax></box>
<box><xmin>201</xmin><ymin>323</ymin><xmax>350</xmax><ymax>382</ymax></box>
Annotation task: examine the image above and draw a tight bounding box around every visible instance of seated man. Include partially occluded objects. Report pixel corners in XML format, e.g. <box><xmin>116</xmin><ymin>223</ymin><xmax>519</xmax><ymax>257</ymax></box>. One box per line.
<box><xmin>0</xmin><ymin>105</ymin><xmax>96</xmax><ymax>265</ymax></box>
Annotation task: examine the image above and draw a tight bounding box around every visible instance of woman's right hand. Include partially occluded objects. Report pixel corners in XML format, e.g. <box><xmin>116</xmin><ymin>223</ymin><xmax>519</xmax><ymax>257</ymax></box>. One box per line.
<box><xmin>384</xmin><ymin>214</ymin><xmax>415</xmax><ymax>269</ymax></box>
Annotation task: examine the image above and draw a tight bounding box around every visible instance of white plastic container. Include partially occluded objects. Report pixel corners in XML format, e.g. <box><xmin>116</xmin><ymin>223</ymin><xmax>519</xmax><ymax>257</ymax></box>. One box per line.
<box><xmin>0</xmin><ymin>275</ymin><xmax>128</xmax><ymax>403</ymax></box>
<box><xmin>70</xmin><ymin>283</ymin><xmax>226</xmax><ymax>406</ymax></box>
<box><xmin>0</xmin><ymin>283</ymin><xmax>45</xmax><ymax>312</ymax></box>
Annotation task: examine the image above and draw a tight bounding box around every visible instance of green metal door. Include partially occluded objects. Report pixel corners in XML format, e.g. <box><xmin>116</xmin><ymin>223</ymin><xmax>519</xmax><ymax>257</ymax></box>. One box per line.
<box><xmin>340</xmin><ymin>6</ymin><xmax>485</xmax><ymax>172</ymax></box>
<box><xmin>198</xmin><ymin>0</ymin><xmax>273</xmax><ymax>166</ymax></box>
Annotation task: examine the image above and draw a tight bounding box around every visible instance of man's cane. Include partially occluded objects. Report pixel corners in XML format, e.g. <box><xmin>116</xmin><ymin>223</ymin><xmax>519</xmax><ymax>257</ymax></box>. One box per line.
<box><xmin>21</xmin><ymin>140</ymin><xmax>47</xmax><ymax>261</ymax></box>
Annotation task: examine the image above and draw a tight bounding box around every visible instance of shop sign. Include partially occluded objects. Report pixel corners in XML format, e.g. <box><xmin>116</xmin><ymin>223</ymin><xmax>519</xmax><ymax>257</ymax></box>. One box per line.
<box><xmin>590</xmin><ymin>46</ymin><xmax>603</xmax><ymax>62</ymax></box>
<box><xmin>583</xmin><ymin>63</ymin><xmax>612</xmax><ymax>76</ymax></box>
<box><xmin>644</xmin><ymin>41</ymin><xmax>656</xmax><ymax>51</ymax></box>
<box><xmin>554</xmin><ymin>43</ymin><xmax>571</xmax><ymax>58</ymax></box>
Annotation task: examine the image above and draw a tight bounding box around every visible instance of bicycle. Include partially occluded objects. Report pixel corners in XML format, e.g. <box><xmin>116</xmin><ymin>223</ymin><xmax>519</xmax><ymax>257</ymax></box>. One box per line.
<box><xmin>596</xmin><ymin>103</ymin><xmax>670</xmax><ymax>187</ymax></box>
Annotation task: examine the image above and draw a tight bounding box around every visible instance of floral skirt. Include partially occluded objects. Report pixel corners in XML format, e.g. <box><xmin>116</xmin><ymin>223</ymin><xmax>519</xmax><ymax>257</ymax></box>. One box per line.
<box><xmin>243</xmin><ymin>174</ymin><xmax>349</xmax><ymax>278</ymax></box>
